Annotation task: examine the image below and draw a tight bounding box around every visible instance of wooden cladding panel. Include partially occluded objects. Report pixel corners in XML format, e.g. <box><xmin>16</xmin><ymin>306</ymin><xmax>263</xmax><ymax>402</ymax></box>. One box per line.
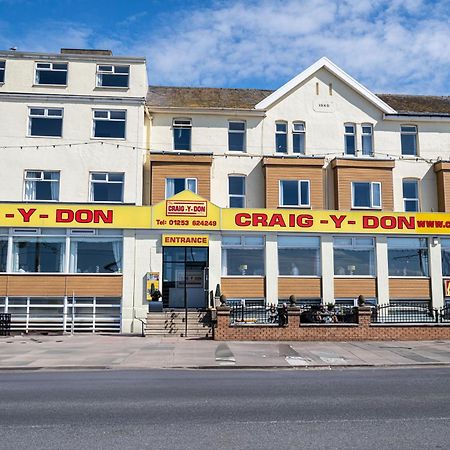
<box><xmin>1</xmin><ymin>275</ymin><xmax>122</xmax><ymax>297</ymax></box>
<box><xmin>334</xmin><ymin>167</ymin><xmax>394</xmax><ymax>211</ymax></box>
<box><xmin>151</xmin><ymin>162</ymin><xmax>211</xmax><ymax>204</ymax></box>
<box><xmin>278</xmin><ymin>277</ymin><xmax>321</xmax><ymax>298</ymax></box>
<box><xmin>264</xmin><ymin>165</ymin><xmax>324</xmax><ymax>209</ymax></box>
<box><xmin>221</xmin><ymin>277</ymin><xmax>265</xmax><ymax>298</ymax></box>
<box><xmin>435</xmin><ymin>170</ymin><xmax>450</xmax><ymax>212</ymax></box>
<box><xmin>389</xmin><ymin>278</ymin><xmax>430</xmax><ymax>299</ymax></box>
<box><xmin>334</xmin><ymin>278</ymin><xmax>377</xmax><ymax>298</ymax></box>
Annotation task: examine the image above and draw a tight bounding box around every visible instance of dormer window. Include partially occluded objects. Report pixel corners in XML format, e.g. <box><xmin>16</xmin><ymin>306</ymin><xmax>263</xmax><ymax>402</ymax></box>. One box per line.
<box><xmin>344</xmin><ymin>123</ymin><xmax>356</xmax><ymax>155</ymax></box>
<box><xmin>361</xmin><ymin>124</ymin><xmax>373</xmax><ymax>156</ymax></box>
<box><xmin>292</xmin><ymin>122</ymin><xmax>306</xmax><ymax>154</ymax></box>
<box><xmin>35</xmin><ymin>62</ymin><xmax>68</xmax><ymax>85</ymax></box>
<box><xmin>275</xmin><ymin>122</ymin><xmax>288</xmax><ymax>153</ymax></box>
<box><xmin>96</xmin><ymin>65</ymin><xmax>130</xmax><ymax>88</ymax></box>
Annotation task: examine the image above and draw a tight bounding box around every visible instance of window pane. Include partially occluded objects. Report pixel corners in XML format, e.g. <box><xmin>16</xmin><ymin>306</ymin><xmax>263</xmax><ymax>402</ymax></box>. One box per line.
<box><xmin>362</xmin><ymin>135</ymin><xmax>373</xmax><ymax>155</ymax></box>
<box><xmin>173</xmin><ymin>178</ymin><xmax>186</xmax><ymax>195</ymax></box>
<box><xmin>334</xmin><ymin>248</ymin><xmax>375</xmax><ymax>275</ymax></box>
<box><xmin>293</xmin><ymin>133</ymin><xmax>305</xmax><ymax>154</ymax></box>
<box><xmin>279</xmin><ymin>248</ymin><xmax>320</xmax><ymax>275</ymax></box>
<box><xmin>0</xmin><ymin>239</ymin><xmax>7</xmax><ymax>272</ymax></box>
<box><xmin>345</xmin><ymin>125</ymin><xmax>355</xmax><ymax>133</ymax></box>
<box><xmin>276</xmin><ymin>123</ymin><xmax>287</xmax><ymax>132</ymax></box>
<box><xmin>222</xmin><ymin>248</ymin><xmax>264</xmax><ymax>275</ymax></box>
<box><xmin>229</xmin><ymin>122</ymin><xmax>245</xmax><ymax>131</ymax></box>
<box><xmin>353</xmin><ymin>183</ymin><xmax>370</xmax><ymax>207</ymax></box>
<box><xmin>243</xmin><ymin>236</ymin><xmax>264</xmax><ymax>247</ymax></box>
<box><xmin>388</xmin><ymin>248</ymin><xmax>429</xmax><ymax>276</ymax></box>
<box><xmin>276</xmin><ymin>133</ymin><xmax>287</xmax><ymax>153</ymax></box>
<box><xmin>229</xmin><ymin>176</ymin><xmax>245</xmax><ymax>195</ymax></box>
<box><xmin>228</xmin><ymin>132</ymin><xmax>245</xmax><ymax>151</ymax></box>
<box><xmin>47</xmin><ymin>109</ymin><xmax>63</xmax><ymax>117</ymax></box>
<box><xmin>300</xmin><ymin>181</ymin><xmax>309</xmax><ymax>206</ymax></box>
<box><xmin>278</xmin><ymin>236</ymin><xmax>320</xmax><ymax>248</ymax></box>
<box><xmin>30</xmin><ymin>118</ymin><xmax>63</xmax><ymax>137</ymax></box>
<box><xmin>36</xmin><ymin>69</ymin><xmax>67</xmax><ymax>85</ymax></box>
<box><xmin>30</xmin><ymin>108</ymin><xmax>45</xmax><ymax>116</ymax></box>
<box><xmin>281</xmin><ymin>180</ymin><xmax>298</xmax><ymax>206</ymax></box>
<box><xmin>114</xmin><ymin>66</ymin><xmax>129</xmax><ymax>74</ymax></box>
<box><xmin>13</xmin><ymin>238</ymin><xmax>64</xmax><ymax>272</ymax></box>
<box><xmin>72</xmin><ymin>240</ymin><xmax>122</xmax><ymax>273</ymax></box>
<box><xmin>92</xmin><ymin>182</ymin><xmax>123</xmax><ymax>202</ymax></box>
<box><xmin>94</xmin><ymin>111</ymin><xmax>108</xmax><ymax>118</ymax></box>
<box><xmin>108</xmin><ymin>173</ymin><xmax>124</xmax><ymax>182</ymax></box>
<box><xmin>35</xmin><ymin>180</ymin><xmax>56</xmax><ymax>200</ymax></box>
<box><xmin>174</xmin><ymin>127</ymin><xmax>191</xmax><ymax>150</ymax></box>
<box><xmin>91</xmin><ymin>173</ymin><xmax>107</xmax><ymax>181</ymax></box>
<box><xmin>372</xmin><ymin>183</ymin><xmax>381</xmax><ymax>208</ymax></box>
<box><xmin>405</xmin><ymin>199</ymin><xmax>419</xmax><ymax>212</ymax></box>
<box><xmin>345</xmin><ymin>135</ymin><xmax>355</xmax><ymax>155</ymax></box>
<box><xmin>186</xmin><ymin>179</ymin><xmax>197</xmax><ymax>193</ymax></box>
<box><xmin>230</xmin><ymin>196</ymin><xmax>245</xmax><ymax>208</ymax></box>
<box><xmin>99</xmin><ymin>73</ymin><xmax>129</xmax><ymax>87</ymax></box>
<box><xmin>94</xmin><ymin>120</ymin><xmax>125</xmax><ymax>138</ymax></box>
<box><xmin>403</xmin><ymin>180</ymin><xmax>418</xmax><ymax>198</ymax></box>
<box><xmin>401</xmin><ymin>134</ymin><xmax>417</xmax><ymax>155</ymax></box>
<box><xmin>222</xmin><ymin>236</ymin><xmax>241</xmax><ymax>246</ymax></box>
<box><xmin>442</xmin><ymin>249</ymin><xmax>450</xmax><ymax>276</ymax></box>
<box><xmin>110</xmin><ymin>111</ymin><xmax>126</xmax><ymax>120</ymax></box>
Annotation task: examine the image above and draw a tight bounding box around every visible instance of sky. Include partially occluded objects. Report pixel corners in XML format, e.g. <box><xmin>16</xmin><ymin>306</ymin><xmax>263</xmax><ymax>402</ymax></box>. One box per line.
<box><xmin>0</xmin><ymin>0</ymin><xmax>449</xmax><ymax>94</ymax></box>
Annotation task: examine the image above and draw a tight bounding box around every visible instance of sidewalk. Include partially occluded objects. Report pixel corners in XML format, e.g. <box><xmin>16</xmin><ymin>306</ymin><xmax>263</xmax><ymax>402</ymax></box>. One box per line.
<box><xmin>1</xmin><ymin>334</ymin><xmax>450</xmax><ymax>371</ymax></box>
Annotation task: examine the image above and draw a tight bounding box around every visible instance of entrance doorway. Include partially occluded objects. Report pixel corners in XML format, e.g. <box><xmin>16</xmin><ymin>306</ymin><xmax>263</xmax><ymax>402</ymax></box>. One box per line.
<box><xmin>162</xmin><ymin>246</ymin><xmax>208</xmax><ymax>309</ymax></box>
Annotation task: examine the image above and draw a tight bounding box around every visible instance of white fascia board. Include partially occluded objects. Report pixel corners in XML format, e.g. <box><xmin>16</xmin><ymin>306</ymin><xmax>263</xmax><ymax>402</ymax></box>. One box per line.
<box><xmin>255</xmin><ymin>57</ymin><xmax>397</xmax><ymax>114</ymax></box>
<box><xmin>383</xmin><ymin>114</ymin><xmax>450</xmax><ymax>123</ymax></box>
<box><xmin>147</xmin><ymin>106</ymin><xmax>266</xmax><ymax>117</ymax></box>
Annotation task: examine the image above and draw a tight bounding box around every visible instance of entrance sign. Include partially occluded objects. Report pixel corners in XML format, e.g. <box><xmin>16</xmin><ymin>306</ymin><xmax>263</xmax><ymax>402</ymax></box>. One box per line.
<box><xmin>162</xmin><ymin>234</ymin><xmax>209</xmax><ymax>246</ymax></box>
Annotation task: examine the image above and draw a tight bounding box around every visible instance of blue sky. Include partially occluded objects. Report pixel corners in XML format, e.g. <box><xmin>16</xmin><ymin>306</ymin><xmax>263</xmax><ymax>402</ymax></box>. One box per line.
<box><xmin>0</xmin><ymin>0</ymin><xmax>449</xmax><ymax>94</ymax></box>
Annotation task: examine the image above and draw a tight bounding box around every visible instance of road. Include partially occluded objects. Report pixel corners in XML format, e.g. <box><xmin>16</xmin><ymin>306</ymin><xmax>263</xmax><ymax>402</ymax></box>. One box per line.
<box><xmin>1</xmin><ymin>368</ymin><xmax>450</xmax><ymax>449</ymax></box>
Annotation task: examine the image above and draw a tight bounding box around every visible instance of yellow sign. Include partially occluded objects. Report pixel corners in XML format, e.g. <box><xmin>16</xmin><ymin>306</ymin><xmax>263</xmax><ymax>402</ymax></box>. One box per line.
<box><xmin>445</xmin><ymin>280</ymin><xmax>450</xmax><ymax>297</ymax></box>
<box><xmin>152</xmin><ymin>191</ymin><xmax>220</xmax><ymax>230</ymax></box>
<box><xmin>146</xmin><ymin>272</ymin><xmax>160</xmax><ymax>301</ymax></box>
<box><xmin>162</xmin><ymin>234</ymin><xmax>209</xmax><ymax>246</ymax></box>
<box><xmin>0</xmin><ymin>203</ymin><xmax>150</xmax><ymax>229</ymax></box>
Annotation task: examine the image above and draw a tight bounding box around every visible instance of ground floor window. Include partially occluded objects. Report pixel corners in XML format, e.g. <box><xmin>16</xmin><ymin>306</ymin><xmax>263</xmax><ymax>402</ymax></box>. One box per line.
<box><xmin>334</xmin><ymin>237</ymin><xmax>375</xmax><ymax>276</ymax></box>
<box><xmin>441</xmin><ymin>238</ymin><xmax>450</xmax><ymax>276</ymax></box>
<box><xmin>278</xmin><ymin>235</ymin><xmax>320</xmax><ymax>275</ymax></box>
<box><xmin>222</xmin><ymin>235</ymin><xmax>264</xmax><ymax>276</ymax></box>
<box><xmin>0</xmin><ymin>238</ymin><xmax>7</xmax><ymax>272</ymax></box>
<box><xmin>388</xmin><ymin>237</ymin><xmax>429</xmax><ymax>276</ymax></box>
<box><xmin>70</xmin><ymin>239</ymin><xmax>122</xmax><ymax>273</ymax></box>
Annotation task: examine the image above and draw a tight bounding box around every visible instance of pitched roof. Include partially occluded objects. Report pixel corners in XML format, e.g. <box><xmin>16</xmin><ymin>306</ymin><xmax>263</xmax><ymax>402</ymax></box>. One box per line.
<box><xmin>147</xmin><ymin>86</ymin><xmax>450</xmax><ymax>116</ymax></box>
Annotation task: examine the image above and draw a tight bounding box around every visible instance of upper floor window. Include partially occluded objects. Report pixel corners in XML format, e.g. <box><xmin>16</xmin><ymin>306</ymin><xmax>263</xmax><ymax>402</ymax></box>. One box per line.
<box><xmin>228</xmin><ymin>121</ymin><xmax>246</xmax><ymax>152</ymax></box>
<box><xmin>90</xmin><ymin>172</ymin><xmax>124</xmax><ymax>203</ymax></box>
<box><xmin>228</xmin><ymin>175</ymin><xmax>246</xmax><ymax>208</ymax></box>
<box><xmin>173</xmin><ymin>118</ymin><xmax>191</xmax><ymax>151</ymax></box>
<box><xmin>93</xmin><ymin>110</ymin><xmax>126</xmax><ymax>139</ymax></box>
<box><xmin>334</xmin><ymin>237</ymin><xmax>375</xmax><ymax>276</ymax></box>
<box><xmin>0</xmin><ymin>61</ymin><xmax>5</xmax><ymax>83</ymax></box>
<box><xmin>352</xmin><ymin>181</ymin><xmax>381</xmax><ymax>209</ymax></box>
<box><xmin>403</xmin><ymin>179</ymin><xmax>420</xmax><ymax>212</ymax></box>
<box><xmin>279</xmin><ymin>180</ymin><xmax>310</xmax><ymax>207</ymax></box>
<box><xmin>166</xmin><ymin>178</ymin><xmax>197</xmax><ymax>198</ymax></box>
<box><xmin>275</xmin><ymin>122</ymin><xmax>287</xmax><ymax>153</ymax></box>
<box><xmin>35</xmin><ymin>62</ymin><xmax>68</xmax><ymax>85</ymax></box>
<box><xmin>292</xmin><ymin>122</ymin><xmax>305</xmax><ymax>154</ymax></box>
<box><xmin>96</xmin><ymin>65</ymin><xmax>130</xmax><ymax>88</ymax></box>
<box><xmin>28</xmin><ymin>107</ymin><xmax>63</xmax><ymax>137</ymax></box>
<box><xmin>344</xmin><ymin>123</ymin><xmax>356</xmax><ymax>155</ymax></box>
<box><xmin>24</xmin><ymin>170</ymin><xmax>60</xmax><ymax>201</ymax></box>
<box><xmin>361</xmin><ymin>124</ymin><xmax>373</xmax><ymax>156</ymax></box>
<box><xmin>388</xmin><ymin>237</ymin><xmax>429</xmax><ymax>277</ymax></box>
<box><xmin>401</xmin><ymin>125</ymin><xmax>418</xmax><ymax>156</ymax></box>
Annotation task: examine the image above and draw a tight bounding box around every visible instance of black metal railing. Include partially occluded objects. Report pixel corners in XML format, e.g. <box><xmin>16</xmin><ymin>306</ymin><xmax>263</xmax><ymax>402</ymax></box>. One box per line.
<box><xmin>0</xmin><ymin>313</ymin><xmax>11</xmax><ymax>336</ymax></box>
<box><xmin>438</xmin><ymin>304</ymin><xmax>450</xmax><ymax>323</ymax></box>
<box><xmin>229</xmin><ymin>301</ymin><xmax>287</xmax><ymax>326</ymax></box>
<box><xmin>299</xmin><ymin>305</ymin><xmax>358</xmax><ymax>324</ymax></box>
<box><xmin>371</xmin><ymin>301</ymin><xmax>437</xmax><ymax>323</ymax></box>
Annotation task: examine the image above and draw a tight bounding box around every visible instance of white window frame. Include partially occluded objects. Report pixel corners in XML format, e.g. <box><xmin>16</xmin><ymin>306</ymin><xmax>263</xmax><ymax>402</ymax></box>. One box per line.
<box><xmin>96</xmin><ymin>64</ymin><xmax>130</xmax><ymax>88</ymax></box>
<box><xmin>23</xmin><ymin>170</ymin><xmax>60</xmax><ymax>202</ymax></box>
<box><xmin>165</xmin><ymin>178</ymin><xmax>197</xmax><ymax>199</ymax></box>
<box><xmin>228</xmin><ymin>121</ymin><xmax>246</xmax><ymax>152</ymax></box>
<box><xmin>28</xmin><ymin>107</ymin><xmax>64</xmax><ymax>138</ymax></box>
<box><xmin>34</xmin><ymin>61</ymin><xmax>68</xmax><ymax>86</ymax></box>
<box><xmin>400</xmin><ymin>124</ymin><xmax>418</xmax><ymax>156</ymax></box>
<box><xmin>402</xmin><ymin>178</ymin><xmax>420</xmax><ymax>212</ymax></box>
<box><xmin>344</xmin><ymin>123</ymin><xmax>356</xmax><ymax>155</ymax></box>
<box><xmin>0</xmin><ymin>60</ymin><xmax>5</xmax><ymax>83</ymax></box>
<box><xmin>361</xmin><ymin>123</ymin><xmax>373</xmax><ymax>156</ymax></box>
<box><xmin>279</xmin><ymin>180</ymin><xmax>310</xmax><ymax>208</ymax></box>
<box><xmin>351</xmin><ymin>181</ymin><xmax>382</xmax><ymax>209</ymax></box>
<box><xmin>89</xmin><ymin>172</ymin><xmax>124</xmax><ymax>203</ymax></box>
<box><xmin>172</xmin><ymin>118</ymin><xmax>192</xmax><ymax>151</ymax></box>
<box><xmin>228</xmin><ymin>175</ymin><xmax>246</xmax><ymax>208</ymax></box>
<box><xmin>275</xmin><ymin>121</ymin><xmax>288</xmax><ymax>153</ymax></box>
<box><xmin>292</xmin><ymin>121</ymin><xmax>306</xmax><ymax>154</ymax></box>
<box><xmin>333</xmin><ymin>236</ymin><xmax>376</xmax><ymax>277</ymax></box>
<box><xmin>92</xmin><ymin>109</ymin><xmax>126</xmax><ymax>139</ymax></box>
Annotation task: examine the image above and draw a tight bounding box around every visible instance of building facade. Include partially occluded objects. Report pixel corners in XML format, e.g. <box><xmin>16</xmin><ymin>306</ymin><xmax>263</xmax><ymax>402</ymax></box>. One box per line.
<box><xmin>1</xmin><ymin>52</ymin><xmax>450</xmax><ymax>333</ymax></box>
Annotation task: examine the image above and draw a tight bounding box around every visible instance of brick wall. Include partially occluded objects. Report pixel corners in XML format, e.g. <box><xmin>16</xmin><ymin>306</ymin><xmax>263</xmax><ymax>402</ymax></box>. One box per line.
<box><xmin>215</xmin><ymin>307</ymin><xmax>450</xmax><ymax>341</ymax></box>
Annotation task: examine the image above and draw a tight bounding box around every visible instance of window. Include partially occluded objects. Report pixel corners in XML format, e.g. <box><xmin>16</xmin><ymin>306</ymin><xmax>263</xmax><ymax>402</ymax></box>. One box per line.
<box><xmin>229</xmin><ymin>175</ymin><xmax>246</xmax><ymax>208</ymax></box>
<box><xmin>228</xmin><ymin>121</ymin><xmax>246</xmax><ymax>152</ymax></box>
<box><xmin>24</xmin><ymin>170</ymin><xmax>59</xmax><ymax>201</ymax></box>
<box><xmin>401</xmin><ymin>125</ymin><xmax>418</xmax><ymax>156</ymax></box>
<box><xmin>352</xmin><ymin>182</ymin><xmax>381</xmax><ymax>209</ymax></box>
<box><xmin>361</xmin><ymin>124</ymin><xmax>373</xmax><ymax>156</ymax></box>
<box><xmin>441</xmin><ymin>239</ymin><xmax>450</xmax><ymax>277</ymax></box>
<box><xmin>0</xmin><ymin>61</ymin><xmax>5</xmax><ymax>83</ymax></box>
<box><xmin>344</xmin><ymin>124</ymin><xmax>356</xmax><ymax>155</ymax></box>
<box><xmin>28</xmin><ymin>107</ymin><xmax>63</xmax><ymax>137</ymax></box>
<box><xmin>35</xmin><ymin>62</ymin><xmax>68</xmax><ymax>85</ymax></box>
<box><xmin>292</xmin><ymin>122</ymin><xmax>305</xmax><ymax>154</ymax></box>
<box><xmin>275</xmin><ymin>122</ymin><xmax>287</xmax><ymax>153</ymax></box>
<box><xmin>173</xmin><ymin>118</ymin><xmax>191</xmax><ymax>151</ymax></box>
<box><xmin>93</xmin><ymin>110</ymin><xmax>126</xmax><ymax>138</ymax></box>
<box><xmin>388</xmin><ymin>237</ymin><xmax>429</xmax><ymax>276</ymax></box>
<box><xmin>90</xmin><ymin>172</ymin><xmax>124</xmax><ymax>202</ymax></box>
<box><xmin>280</xmin><ymin>180</ymin><xmax>310</xmax><ymax>207</ymax></box>
<box><xmin>0</xmin><ymin>237</ymin><xmax>7</xmax><ymax>272</ymax></box>
<box><xmin>278</xmin><ymin>236</ymin><xmax>320</xmax><ymax>276</ymax></box>
<box><xmin>96</xmin><ymin>65</ymin><xmax>129</xmax><ymax>88</ymax></box>
<box><xmin>403</xmin><ymin>179</ymin><xmax>419</xmax><ymax>212</ymax></box>
<box><xmin>222</xmin><ymin>235</ymin><xmax>264</xmax><ymax>276</ymax></box>
<box><xmin>166</xmin><ymin>178</ymin><xmax>197</xmax><ymax>198</ymax></box>
<box><xmin>334</xmin><ymin>237</ymin><xmax>375</xmax><ymax>276</ymax></box>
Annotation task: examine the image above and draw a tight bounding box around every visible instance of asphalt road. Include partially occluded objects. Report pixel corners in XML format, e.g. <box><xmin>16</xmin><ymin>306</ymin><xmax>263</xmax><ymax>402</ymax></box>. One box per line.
<box><xmin>1</xmin><ymin>368</ymin><xmax>450</xmax><ymax>450</ymax></box>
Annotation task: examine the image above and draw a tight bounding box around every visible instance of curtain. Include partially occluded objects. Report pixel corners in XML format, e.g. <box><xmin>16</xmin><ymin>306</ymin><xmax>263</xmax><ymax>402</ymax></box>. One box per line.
<box><xmin>221</xmin><ymin>249</ymin><xmax>228</xmax><ymax>276</ymax></box>
<box><xmin>50</xmin><ymin>173</ymin><xmax>59</xmax><ymax>201</ymax></box>
<box><xmin>166</xmin><ymin>179</ymin><xmax>175</xmax><ymax>198</ymax></box>
<box><xmin>24</xmin><ymin>180</ymin><xmax>36</xmax><ymax>200</ymax></box>
<box><xmin>187</xmin><ymin>179</ymin><xmax>197</xmax><ymax>193</ymax></box>
<box><xmin>69</xmin><ymin>241</ymin><xmax>78</xmax><ymax>273</ymax></box>
<box><xmin>112</xmin><ymin>240</ymin><xmax>122</xmax><ymax>272</ymax></box>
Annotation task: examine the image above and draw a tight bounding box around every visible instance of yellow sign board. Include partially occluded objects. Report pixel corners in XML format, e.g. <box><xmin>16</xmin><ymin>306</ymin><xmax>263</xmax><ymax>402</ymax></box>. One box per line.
<box><xmin>162</xmin><ymin>234</ymin><xmax>209</xmax><ymax>246</ymax></box>
<box><xmin>146</xmin><ymin>272</ymin><xmax>160</xmax><ymax>301</ymax></box>
<box><xmin>0</xmin><ymin>203</ymin><xmax>151</xmax><ymax>229</ymax></box>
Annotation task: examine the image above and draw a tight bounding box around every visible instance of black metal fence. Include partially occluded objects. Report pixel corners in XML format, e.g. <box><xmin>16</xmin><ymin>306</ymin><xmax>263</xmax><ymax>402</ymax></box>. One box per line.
<box><xmin>0</xmin><ymin>313</ymin><xmax>11</xmax><ymax>336</ymax></box>
<box><xmin>229</xmin><ymin>301</ymin><xmax>287</xmax><ymax>326</ymax></box>
<box><xmin>299</xmin><ymin>305</ymin><xmax>358</xmax><ymax>324</ymax></box>
<box><xmin>371</xmin><ymin>301</ymin><xmax>437</xmax><ymax>323</ymax></box>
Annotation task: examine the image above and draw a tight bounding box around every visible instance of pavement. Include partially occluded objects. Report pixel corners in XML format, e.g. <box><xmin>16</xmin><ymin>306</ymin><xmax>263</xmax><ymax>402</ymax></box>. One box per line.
<box><xmin>3</xmin><ymin>334</ymin><xmax>450</xmax><ymax>371</ymax></box>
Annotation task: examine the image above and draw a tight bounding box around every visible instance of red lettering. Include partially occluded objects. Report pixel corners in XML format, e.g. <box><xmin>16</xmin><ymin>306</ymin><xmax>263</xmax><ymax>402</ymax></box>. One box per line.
<box><xmin>56</xmin><ymin>209</ymin><xmax>74</xmax><ymax>223</ymax></box>
<box><xmin>94</xmin><ymin>210</ymin><xmax>113</xmax><ymax>224</ymax></box>
<box><xmin>296</xmin><ymin>214</ymin><xmax>313</xmax><ymax>228</ymax></box>
<box><xmin>289</xmin><ymin>214</ymin><xmax>295</xmax><ymax>227</ymax></box>
<box><xmin>363</xmin><ymin>216</ymin><xmax>378</xmax><ymax>229</ymax></box>
<box><xmin>380</xmin><ymin>216</ymin><xmax>396</xmax><ymax>229</ymax></box>
<box><xmin>252</xmin><ymin>214</ymin><xmax>268</xmax><ymax>227</ymax></box>
<box><xmin>18</xmin><ymin>208</ymin><xmax>36</xmax><ymax>223</ymax></box>
<box><xmin>330</xmin><ymin>214</ymin><xmax>346</xmax><ymax>228</ymax></box>
<box><xmin>75</xmin><ymin>210</ymin><xmax>93</xmax><ymax>223</ymax></box>
<box><xmin>397</xmin><ymin>216</ymin><xmax>415</xmax><ymax>229</ymax></box>
<box><xmin>235</xmin><ymin>213</ymin><xmax>251</xmax><ymax>226</ymax></box>
<box><xmin>269</xmin><ymin>214</ymin><xmax>286</xmax><ymax>227</ymax></box>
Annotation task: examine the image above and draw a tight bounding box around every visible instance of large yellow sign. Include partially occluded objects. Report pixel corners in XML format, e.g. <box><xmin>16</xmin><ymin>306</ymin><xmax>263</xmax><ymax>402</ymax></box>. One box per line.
<box><xmin>0</xmin><ymin>203</ymin><xmax>150</xmax><ymax>229</ymax></box>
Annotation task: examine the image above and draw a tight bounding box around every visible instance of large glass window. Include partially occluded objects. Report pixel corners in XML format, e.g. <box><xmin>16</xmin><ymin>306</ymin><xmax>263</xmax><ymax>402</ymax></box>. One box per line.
<box><xmin>334</xmin><ymin>237</ymin><xmax>375</xmax><ymax>276</ymax></box>
<box><xmin>90</xmin><ymin>172</ymin><xmax>124</xmax><ymax>202</ymax></box>
<box><xmin>292</xmin><ymin>122</ymin><xmax>305</xmax><ymax>154</ymax></box>
<box><xmin>28</xmin><ymin>107</ymin><xmax>63</xmax><ymax>137</ymax></box>
<box><xmin>229</xmin><ymin>175</ymin><xmax>246</xmax><ymax>208</ymax></box>
<box><xmin>222</xmin><ymin>235</ymin><xmax>264</xmax><ymax>276</ymax></box>
<box><xmin>401</xmin><ymin>125</ymin><xmax>418</xmax><ymax>156</ymax></box>
<box><xmin>0</xmin><ymin>237</ymin><xmax>7</xmax><ymax>272</ymax></box>
<box><xmin>13</xmin><ymin>237</ymin><xmax>65</xmax><ymax>273</ymax></box>
<box><xmin>344</xmin><ymin>123</ymin><xmax>356</xmax><ymax>155</ymax></box>
<box><xmin>361</xmin><ymin>124</ymin><xmax>373</xmax><ymax>156</ymax></box>
<box><xmin>93</xmin><ymin>110</ymin><xmax>126</xmax><ymax>138</ymax></box>
<box><xmin>403</xmin><ymin>179</ymin><xmax>419</xmax><ymax>212</ymax></box>
<box><xmin>35</xmin><ymin>62</ymin><xmax>68</xmax><ymax>85</ymax></box>
<box><xmin>24</xmin><ymin>170</ymin><xmax>59</xmax><ymax>201</ymax></box>
<box><xmin>280</xmin><ymin>180</ymin><xmax>310</xmax><ymax>207</ymax></box>
<box><xmin>275</xmin><ymin>122</ymin><xmax>287</xmax><ymax>153</ymax></box>
<box><xmin>278</xmin><ymin>236</ymin><xmax>320</xmax><ymax>276</ymax></box>
<box><xmin>352</xmin><ymin>182</ymin><xmax>381</xmax><ymax>209</ymax></box>
<box><xmin>166</xmin><ymin>178</ymin><xmax>197</xmax><ymax>198</ymax></box>
<box><xmin>228</xmin><ymin>121</ymin><xmax>245</xmax><ymax>152</ymax></box>
<box><xmin>441</xmin><ymin>239</ymin><xmax>450</xmax><ymax>277</ymax></box>
<box><xmin>173</xmin><ymin>118</ymin><xmax>192</xmax><ymax>150</ymax></box>
<box><xmin>388</xmin><ymin>237</ymin><xmax>429</xmax><ymax>276</ymax></box>
<box><xmin>96</xmin><ymin>65</ymin><xmax>129</xmax><ymax>88</ymax></box>
<box><xmin>0</xmin><ymin>61</ymin><xmax>5</xmax><ymax>83</ymax></box>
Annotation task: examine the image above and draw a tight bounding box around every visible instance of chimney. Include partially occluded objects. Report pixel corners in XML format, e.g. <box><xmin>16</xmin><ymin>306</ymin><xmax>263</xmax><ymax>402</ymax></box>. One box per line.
<box><xmin>60</xmin><ymin>48</ymin><xmax>113</xmax><ymax>56</ymax></box>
